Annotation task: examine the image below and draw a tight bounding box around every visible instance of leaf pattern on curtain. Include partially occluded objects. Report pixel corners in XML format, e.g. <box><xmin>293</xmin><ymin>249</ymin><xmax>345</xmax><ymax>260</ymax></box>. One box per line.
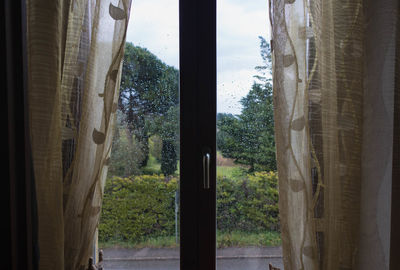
<box><xmin>271</xmin><ymin>0</ymin><xmax>364</xmax><ymax>269</ymax></box>
<box><xmin>27</xmin><ymin>0</ymin><xmax>132</xmax><ymax>269</ymax></box>
<box><xmin>109</xmin><ymin>3</ymin><xmax>127</xmax><ymax>20</ymax></box>
<box><xmin>271</xmin><ymin>0</ymin><xmax>399</xmax><ymax>269</ymax></box>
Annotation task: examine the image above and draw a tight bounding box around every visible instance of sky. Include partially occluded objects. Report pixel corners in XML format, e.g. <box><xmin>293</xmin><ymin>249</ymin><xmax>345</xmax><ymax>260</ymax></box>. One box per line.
<box><xmin>126</xmin><ymin>0</ymin><xmax>270</xmax><ymax>114</ymax></box>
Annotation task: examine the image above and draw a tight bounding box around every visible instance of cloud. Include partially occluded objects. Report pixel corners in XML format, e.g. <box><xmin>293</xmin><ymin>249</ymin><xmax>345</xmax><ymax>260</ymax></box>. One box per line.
<box><xmin>217</xmin><ymin>69</ymin><xmax>257</xmax><ymax>114</ymax></box>
<box><xmin>126</xmin><ymin>0</ymin><xmax>179</xmax><ymax>67</ymax></box>
<box><xmin>126</xmin><ymin>0</ymin><xmax>270</xmax><ymax>113</ymax></box>
<box><xmin>217</xmin><ymin>0</ymin><xmax>270</xmax><ymax>41</ymax></box>
<box><xmin>217</xmin><ymin>0</ymin><xmax>270</xmax><ymax>113</ymax></box>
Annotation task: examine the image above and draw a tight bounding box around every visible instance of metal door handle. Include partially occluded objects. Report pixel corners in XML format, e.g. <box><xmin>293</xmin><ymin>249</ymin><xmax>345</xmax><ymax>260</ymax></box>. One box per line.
<box><xmin>203</xmin><ymin>152</ymin><xmax>210</xmax><ymax>189</ymax></box>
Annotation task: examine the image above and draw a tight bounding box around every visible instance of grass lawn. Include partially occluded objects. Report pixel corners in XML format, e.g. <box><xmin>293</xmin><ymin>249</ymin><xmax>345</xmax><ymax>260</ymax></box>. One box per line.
<box><xmin>217</xmin><ymin>166</ymin><xmax>246</xmax><ymax>180</ymax></box>
<box><xmin>141</xmin><ymin>155</ymin><xmax>161</xmax><ymax>175</ymax></box>
<box><xmin>142</xmin><ymin>150</ymin><xmax>243</xmax><ymax>179</ymax></box>
<box><xmin>100</xmin><ymin>235</ymin><xmax>179</xmax><ymax>249</ymax></box>
<box><xmin>99</xmin><ymin>231</ymin><xmax>281</xmax><ymax>249</ymax></box>
<box><xmin>141</xmin><ymin>154</ymin><xmax>180</xmax><ymax>176</ymax></box>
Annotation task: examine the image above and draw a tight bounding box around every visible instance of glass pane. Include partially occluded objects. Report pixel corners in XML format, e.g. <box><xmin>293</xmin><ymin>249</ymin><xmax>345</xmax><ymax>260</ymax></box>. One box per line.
<box><xmin>99</xmin><ymin>0</ymin><xmax>180</xmax><ymax>269</ymax></box>
<box><xmin>217</xmin><ymin>0</ymin><xmax>282</xmax><ymax>269</ymax></box>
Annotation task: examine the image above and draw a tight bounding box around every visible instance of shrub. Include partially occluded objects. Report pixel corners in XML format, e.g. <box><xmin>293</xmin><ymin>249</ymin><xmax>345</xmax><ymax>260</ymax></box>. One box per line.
<box><xmin>217</xmin><ymin>171</ymin><xmax>279</xmax><ymax>232</ymax></box>
<box><xmin>99</xmin><ymin>175</ymin><xmax>178</xmax><ymax>242</ymax></box>
<box><xmin>99</xmin><ymin>172</ymin><xmax>279</xmax><ymax>243</ymax></box>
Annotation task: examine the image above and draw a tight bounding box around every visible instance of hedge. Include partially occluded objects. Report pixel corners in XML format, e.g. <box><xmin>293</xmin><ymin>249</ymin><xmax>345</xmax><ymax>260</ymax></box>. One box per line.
<box><xmin>99</xmin><ymin>175</ymin><xmax>178</xmax><ymax>242</ymax></box>
<box><xmin>99</xmin><ymin>172</ymin><xmax>279</xmax><ymax>242</ymax></box>
<box><xmin>217</xmin><ymin>171</ymin><xmax>279</xmax><ymax>232</ymax></box>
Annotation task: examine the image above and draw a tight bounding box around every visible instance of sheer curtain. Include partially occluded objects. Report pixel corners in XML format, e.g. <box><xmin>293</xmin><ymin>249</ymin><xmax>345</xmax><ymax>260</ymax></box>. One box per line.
<box><xmin>27</xmin><ymin>0</ymin><xmax>131</xmax><ymax>269</ymax></box>
<box><xmin>271</xmin><ymin>0</ymin><xmax>398</xmax><ymax>269</ymax></box>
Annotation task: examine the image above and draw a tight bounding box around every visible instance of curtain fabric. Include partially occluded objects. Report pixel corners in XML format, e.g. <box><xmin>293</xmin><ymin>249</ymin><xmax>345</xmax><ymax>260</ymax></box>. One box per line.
<box><xmin>27</xmin><ymin>0</ymin><xmax>131</xmax><ymax>269</ymax></box>
<box><xmin>271</xmin><ymin>0</ymin><xmax>398</xmax><ymax>269</ymax></box>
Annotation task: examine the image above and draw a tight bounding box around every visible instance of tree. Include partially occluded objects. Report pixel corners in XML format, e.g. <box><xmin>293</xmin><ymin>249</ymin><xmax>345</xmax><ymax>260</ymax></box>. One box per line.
<box><xmin>254</xmin><ymin>36</ymin><xmax>272</xmax><ymax>85</ymax></box>
<box><xmin>118</xmin><ymin>43</ymin><xmax>179</xmax><ymax>171</ymax></box>
<box><xmin>108</xmin><ymin>110</ymin><xmax>145</xmax><ymax>177</ymax></box>
<box><xmin>150</xmin><ymin>105</ymin><xmax>179</xmax><ymax>176</ymax></box>
<box><xmin>217</xmin><ymin>37</ymin><xmax>276</xmax><ymax>172</ymax></box>
<box><xmin>161</xmin><ymin>140</ymin><xmax>177</xmax><ymax>176</ymax></box>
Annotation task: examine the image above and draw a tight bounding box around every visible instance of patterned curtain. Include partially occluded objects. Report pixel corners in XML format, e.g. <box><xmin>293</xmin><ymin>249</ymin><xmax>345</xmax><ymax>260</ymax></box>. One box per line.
<box><xmin>271</xmin><ymin>0</ymin><xmax>399</xmax><ymax>269</ymax></box>
<box><xmin>27</xmin><ymin>0</ymin><xmax>132</xmax><ymax>269</ymax></box>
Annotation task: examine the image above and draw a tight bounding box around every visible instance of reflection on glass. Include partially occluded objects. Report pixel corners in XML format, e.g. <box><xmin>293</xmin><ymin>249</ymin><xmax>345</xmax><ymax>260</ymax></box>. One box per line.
<box><xmin>217</xmin><ymin>0</ymin><xmax>282</xmax><ymax>269</ymax></box>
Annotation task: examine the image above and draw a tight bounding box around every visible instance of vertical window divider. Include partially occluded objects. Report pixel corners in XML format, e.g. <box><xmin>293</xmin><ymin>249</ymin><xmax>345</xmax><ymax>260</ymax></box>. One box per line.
<box><xmin>180</xmin><ymin>0</ymin><xmax>217</xmax><ymax>269</ymax></box>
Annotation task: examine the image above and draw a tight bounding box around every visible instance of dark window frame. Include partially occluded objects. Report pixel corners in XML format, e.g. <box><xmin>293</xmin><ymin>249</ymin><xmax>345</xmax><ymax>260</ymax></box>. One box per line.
<box><xmin>179</xmin><ymin>0</ymin><xmax>217</xmax><ymax>269</ymax></box>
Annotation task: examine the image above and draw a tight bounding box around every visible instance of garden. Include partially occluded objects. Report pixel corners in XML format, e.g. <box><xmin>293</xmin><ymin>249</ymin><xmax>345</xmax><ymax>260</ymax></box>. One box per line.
<box><xmin>98</xmin><ymin>39</ymin><xmax>280</xmax><ymax>249</ymax></box>
<box><xmin>99</xmin><ymin>171</ymin><xmax>280</xmax><ymax>248</ymax></box>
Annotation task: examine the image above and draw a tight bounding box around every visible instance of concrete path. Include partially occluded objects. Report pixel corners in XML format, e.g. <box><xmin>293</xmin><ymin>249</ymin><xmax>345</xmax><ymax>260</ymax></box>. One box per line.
<box><xmin>103</xmin><ymin>246</ymin><xmax>283</xmax><ymax>270</ymax></box>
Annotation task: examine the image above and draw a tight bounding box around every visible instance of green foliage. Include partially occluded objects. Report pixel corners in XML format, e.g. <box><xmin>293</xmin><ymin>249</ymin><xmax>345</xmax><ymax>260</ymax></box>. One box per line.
<box><xmin>216</xmin><ymin>166</ymin><xmax>246</xmax><ymax>180</ymax></box>
<box><xmin>99</xmin><ymin>175</ymin><xmax>178</xmax><ymax>242</ymax></box>
<box><xmin>217</xmin><ymin>37</ymin><xmax>276</xmax><ymax>172</ymax></box>
<box><xmin>99</xmin><ymin>235</ymin><xmax>178</xmax><ymax>249</ymax></box>
<box><xmin>161</xmin><ymin>140</ymin><xmax>177</xmax><ymax>176</ymax></box>
<box><xmin>217</xmin><ymin>171</ymin><xmax>279</xmax><ymax>232</ymax></box>
<box><xmin>141</xmin><ymin>154</ymin><xmax>161</xmax><ymax>175</ymax></box>
<box><xmin>150</xmin><ymin>105</ymin><xmax>179</xmax><ymax>175</ymax></box>
<box><xmin>118</xmin><ymin>43</ymin><xmax>179</xmax><ymax>168</ymax></box>
<box><xmin>149</xmin><ymin>135</ymin><xmax>162</xmax><ymax>162</ymax></box>
<box><xmin>217</xmin><ymin>90</ymin><xmax>276</xmax><ymax>171</ymax></box>
<box><xmin>108</xmin><ymin>111</ymin><xmax>144</xmax><ymax>177</ymax></box>
<box><xmin>99</xmin><ymin>172</ymin><xmax>279</xmax><ymax>244</ymax></box>
<box><xmin>254</xmin><ymin>36</ymin><xmax>273</xmax><ymax>84</ymax></box>
<box><xmin>216</xmin><ymin>113</ymin><xmax>241</xmax><ymax>160</ymax></box>
<box><xmin>217</xmin><ymin>230</ymin><xmax>281</xmax><ymax>248</ymax></box>
<box><xmin>100</xmin><ymin>231</ymin><xmax>281</xmax><ymax>249</ymax></box>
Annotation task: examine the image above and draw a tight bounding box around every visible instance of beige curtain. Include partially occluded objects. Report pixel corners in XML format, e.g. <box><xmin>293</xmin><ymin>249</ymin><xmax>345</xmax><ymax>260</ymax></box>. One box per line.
<box><xmin>271</xmin><ymin>0</ymin><xmax>398</xmax><ymax>269</ymax></box>
<box><xmin>27</xmin><ymin>0</ymin><xmax>132</xmax><ymax>269</ymax></box>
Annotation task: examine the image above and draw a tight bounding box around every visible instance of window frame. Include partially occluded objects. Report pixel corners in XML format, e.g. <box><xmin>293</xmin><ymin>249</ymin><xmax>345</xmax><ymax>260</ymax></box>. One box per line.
<box><xmin>179</xmin><ymin>0</ymin><xmax>217</xmax><ymax>269</ymax></box>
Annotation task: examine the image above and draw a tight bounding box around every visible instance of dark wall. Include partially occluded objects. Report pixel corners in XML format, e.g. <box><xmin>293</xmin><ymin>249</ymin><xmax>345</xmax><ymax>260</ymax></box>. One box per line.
<box><xmin>2</xmin><ymin>1</ymin><xmax>38</xmax><ymax>269</ymax></box>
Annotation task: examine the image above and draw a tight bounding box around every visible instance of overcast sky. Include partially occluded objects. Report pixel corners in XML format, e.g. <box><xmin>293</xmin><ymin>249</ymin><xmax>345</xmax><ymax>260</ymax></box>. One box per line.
<box><xmin>126</xmin><ymin>0</ymin><xmax>270</xmax><ymax>114</ymax></box>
